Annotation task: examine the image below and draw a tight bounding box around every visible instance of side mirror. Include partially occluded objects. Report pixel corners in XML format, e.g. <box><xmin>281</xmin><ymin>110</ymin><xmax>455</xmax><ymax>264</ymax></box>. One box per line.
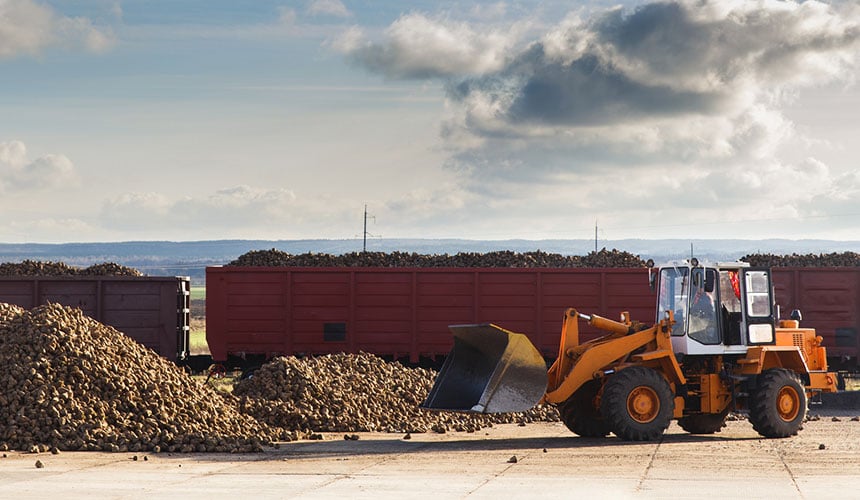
<box><xmin>647</xmin><ymin>260</ymin><xmax>656</xmax><ymax>291</ymax></box>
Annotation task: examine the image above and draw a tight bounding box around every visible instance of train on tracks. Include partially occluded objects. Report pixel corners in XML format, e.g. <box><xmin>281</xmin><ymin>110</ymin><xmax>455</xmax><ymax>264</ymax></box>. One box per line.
<box><xmin>204</xmin><ymin>265</ymin><xmax>860</xmax><ymax>371</ymax></box>
<box><xmin>1</xmin><ymin>264</ymin><xmax>858</xmax><ymax>373</ymax></box>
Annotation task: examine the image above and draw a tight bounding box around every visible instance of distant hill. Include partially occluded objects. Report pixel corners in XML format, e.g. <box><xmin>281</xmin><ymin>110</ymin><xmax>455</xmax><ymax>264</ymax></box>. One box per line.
<box><xmin>2</xmin><ymin>238</ymin><xmax>860</xmax><ymax>285</ymax></box>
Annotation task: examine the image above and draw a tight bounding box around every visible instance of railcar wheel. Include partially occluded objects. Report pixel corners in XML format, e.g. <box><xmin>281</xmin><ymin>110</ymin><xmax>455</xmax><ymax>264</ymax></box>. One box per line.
<box><xmin>601</xmin><ymin>367</ymin><xmax>674</xmax><ymax>441</ymax></box>
<box><xmin>749</xmin><ymin>368</ymin><xmax>806</xmax><ymax>438</ymax></box>
<box><xmin>205</xmin><ymin>363</ymin><xmax>226</xmax><ymax>383</ymax></box>
<box><xmin>558</xmin><ymin>380</ymin><xmax>610</xmax><ymax>438</ymax></box>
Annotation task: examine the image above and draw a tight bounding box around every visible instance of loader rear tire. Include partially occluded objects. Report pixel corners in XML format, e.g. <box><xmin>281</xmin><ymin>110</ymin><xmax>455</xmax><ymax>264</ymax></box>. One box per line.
<box><xmin>678</xmin><ymin>407</ymin><xmax>729</xmax><ymax>434</ymax></box>
<box><xmin>601</xmin><ymin>367</ymin><xmax>673</xmax><ymax>441</ymax></box>
<box><xmin>749</xmin><ymin>368</ymin><xmax>806</xmax><ymax>438</ymax></box>
<box><xmin>558</xmin><ymin>380</ymin><xmax>610</xmax><ymax>438</ymax></box>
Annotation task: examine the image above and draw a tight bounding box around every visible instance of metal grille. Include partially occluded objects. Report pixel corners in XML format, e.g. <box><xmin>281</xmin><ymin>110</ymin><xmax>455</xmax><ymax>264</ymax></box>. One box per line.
<box><xmin>791</xmin><ymin>333</ymin><xmax>804</xmax><ymax>348</ymax></box>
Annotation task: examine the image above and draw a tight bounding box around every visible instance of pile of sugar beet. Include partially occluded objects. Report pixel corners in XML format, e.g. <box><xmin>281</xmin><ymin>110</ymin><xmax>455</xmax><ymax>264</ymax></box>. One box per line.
<box><xmin>228</xmin><ymin>249</ymin><xmax>860</xmax><ymax>268</ymax></box>
<box><xmin>0</xmin><ymin>302</ymin><xmax>557</xmax><ymax>453</ymax></box>
<box><xmin>0</xmin><ymin>260</ymin><xmax>141</xmax><ymax>277</ymax></box>
<box><xmin>0</xmin><ymin>303</ymin><xmax>285</xmax><ymax>453</ymax></box>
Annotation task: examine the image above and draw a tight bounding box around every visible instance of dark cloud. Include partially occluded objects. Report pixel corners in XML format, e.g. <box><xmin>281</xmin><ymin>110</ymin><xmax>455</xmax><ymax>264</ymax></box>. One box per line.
<box><xmin>504</xmin><ymin>53</ymin><xmax>722</xmax><ymax>125</ymax></box>
<box><xmin>593</xmin><ymin>2</ymin><xmax>730</xmax><ymax>80</ymax></box>
<box><xmin>445</xmin><ymin>1</ymin><xmax>859</xmax><ymax>129</ymax></box>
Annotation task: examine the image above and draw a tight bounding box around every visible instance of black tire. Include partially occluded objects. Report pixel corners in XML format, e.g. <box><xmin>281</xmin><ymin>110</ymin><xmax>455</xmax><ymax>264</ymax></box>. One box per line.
<box><xmin>749</xmin><ymin>368</ymin><xmax>807</xmax><ymax>438</ymax></box>
<box><xmin>678</xmin><ymin>407</ymin><xmax>729</xmax><ymax>434</ymax></box>
<box><xmin>240</xmin><ymin>365</ymin><xmax>261</xmax><ymax>380</ymax></box>
<box><xmin>601</xmin><ymin>366</ymin><xmax>674</xmax><ymax>441</ymax></box>
<box><xmin>558</xmin><ymin>380</ymin><xmax>610</xmax><ymax>437</ymax></box>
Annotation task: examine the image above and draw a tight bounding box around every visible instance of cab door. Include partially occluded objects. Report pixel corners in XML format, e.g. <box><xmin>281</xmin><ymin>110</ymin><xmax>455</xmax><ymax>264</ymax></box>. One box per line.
<box><xmin>740</xmin><ymin>268</ymin><xmax>776</xmax><ymax>345</ymax></box>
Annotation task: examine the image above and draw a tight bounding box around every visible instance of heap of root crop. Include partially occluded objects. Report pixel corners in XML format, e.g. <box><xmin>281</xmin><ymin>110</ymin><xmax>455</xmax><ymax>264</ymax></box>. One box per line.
<box><xmin>228</xmin><ymin>248</ymin><xmax>647</xmax><ymax>268</ymax></box>
<box><xmin>741</xmin><ymin>252</ymin><xmax>860</xmax><ymax>267</ymax></box>
<box><xmin>234</xmin><ymin>353</ymin><xmax>559</xmax><ymax>434</ymax></box>
<box><xmin>0</xmin><ymin>302</ymin><xmax>292</xmax><ymax>453</ymax></box>
<box><xmin>0</xmin><ymin>260</ymin><xmax>142</xmax><ymax>276</ymax></box>
<box><xmin>0</xmin><ymin>302</ymin><xmax>558</xmax><ymax>453</ymax></box>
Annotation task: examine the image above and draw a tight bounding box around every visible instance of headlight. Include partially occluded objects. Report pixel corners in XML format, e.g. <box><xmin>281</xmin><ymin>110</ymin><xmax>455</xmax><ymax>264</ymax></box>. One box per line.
<box><xmin>748</xmin><ymin>324</ymin><xmax>773</xmax><ymax>344</ymax></box>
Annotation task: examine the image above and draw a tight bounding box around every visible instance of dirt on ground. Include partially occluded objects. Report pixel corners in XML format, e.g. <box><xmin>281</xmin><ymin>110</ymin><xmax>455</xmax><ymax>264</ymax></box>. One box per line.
<box><xmin>1</xmin><ymin>414</ymin><xmax>858</xmax><ymax>499</ymax></box>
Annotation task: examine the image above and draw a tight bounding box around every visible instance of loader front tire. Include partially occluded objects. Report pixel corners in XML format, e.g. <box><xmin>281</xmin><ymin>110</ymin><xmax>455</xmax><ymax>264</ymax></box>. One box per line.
<box><xmin>749</xmin><ymin>368</ymin><xmax>806</xmax><ymax>438</ymax></box>
<box><xmin>601</xmin><ymin>367</ymin><xmax>673</xmax><ymax>441</ymax></box>
<box><xmin>558</xmin><ymin>380</ymin><xmax>610</xmax><ymax>438</ymax></box>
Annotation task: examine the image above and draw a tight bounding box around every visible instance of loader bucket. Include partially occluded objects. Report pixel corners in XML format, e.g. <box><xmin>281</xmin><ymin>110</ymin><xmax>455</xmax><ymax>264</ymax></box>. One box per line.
<box><xmin>420</xmin><ymin>324</ymin><xmax>548</xmax><ymax>413</ymax></box>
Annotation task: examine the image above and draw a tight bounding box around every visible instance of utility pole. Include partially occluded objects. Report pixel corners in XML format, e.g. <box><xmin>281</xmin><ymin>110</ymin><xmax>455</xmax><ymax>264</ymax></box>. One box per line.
<box><xmin>594</xmin><ymin>221</ymin><xmax>598</xmax><ymax>253</ymax></box>
<box><xmin>362</xmin><ymin>204</ymin><xmax>376</xmax><ymax>253</ymax></box>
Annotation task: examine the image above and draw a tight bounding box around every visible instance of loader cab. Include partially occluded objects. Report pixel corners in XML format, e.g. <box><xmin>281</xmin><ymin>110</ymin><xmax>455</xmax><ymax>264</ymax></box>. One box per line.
<box><xmin>655</xmin><ymin>261</ymin><xmax>776</xmax><ymax>356</ymax></box>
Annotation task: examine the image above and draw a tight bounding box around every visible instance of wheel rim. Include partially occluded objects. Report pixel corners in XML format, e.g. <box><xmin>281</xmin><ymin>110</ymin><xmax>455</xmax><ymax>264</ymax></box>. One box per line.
<box><xmin>626</xmin><ymin>386</ymin><xmax>660</xmax><ymax>424</ymax></box>
<box><xmin>776</xmin><ymin>386</ymin><xmax>800</xmax><ymax>422</ymax></box>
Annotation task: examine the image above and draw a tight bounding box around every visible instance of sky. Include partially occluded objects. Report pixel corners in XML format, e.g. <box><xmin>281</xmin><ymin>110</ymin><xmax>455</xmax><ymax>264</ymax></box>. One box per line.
<box><xmin>2</xmin><ymin>0</ymin><xmax>860</xmax><ymax>243</ymax></box>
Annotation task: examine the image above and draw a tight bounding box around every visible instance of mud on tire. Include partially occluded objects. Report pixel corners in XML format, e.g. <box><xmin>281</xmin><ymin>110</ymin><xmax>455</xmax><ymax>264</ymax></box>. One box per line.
<box><xmin>749</xmin><ymin>368</ymin><xmax>807</xmax><ymax>438</ymax></box>
<box><xmin>601</xmin><ymin>366</ymin><xmax>674</xmax><ymax>441</ymax></box>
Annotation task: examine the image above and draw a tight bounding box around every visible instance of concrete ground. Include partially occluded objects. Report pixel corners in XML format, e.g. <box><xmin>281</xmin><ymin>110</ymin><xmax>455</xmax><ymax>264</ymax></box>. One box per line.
<box><xmin>2</xmin><ymin>411</ymin><xmax>859</xmax><ymax>500</ymax></box>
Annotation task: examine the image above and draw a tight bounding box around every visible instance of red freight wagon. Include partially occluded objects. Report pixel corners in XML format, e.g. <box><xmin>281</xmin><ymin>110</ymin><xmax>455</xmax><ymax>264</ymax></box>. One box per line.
<box><xmin>771</xmin><ymin>268</ymin><xmax>860</xmax><ymax>364</ymax></box>
<box><xmin>0</xmin><ymin>276</ymin><xmax>191</xmax><ymax>362</ymax></box>
<box><xmin>206</xmin><ymin>266</ymin><xmax>860</xmax><ymax>368</ymax></box>
<box><xmin>205</xmin><ymin>267</ymin><xmax>655</xmax><ymax>364</ymax></box>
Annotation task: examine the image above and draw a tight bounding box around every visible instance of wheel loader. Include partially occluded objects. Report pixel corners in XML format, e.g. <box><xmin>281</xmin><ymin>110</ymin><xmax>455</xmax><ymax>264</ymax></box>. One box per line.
<box><xmin>421</xmin><ymin>260</ymin><xmax>839</xmax><ymax>440</ymax></box>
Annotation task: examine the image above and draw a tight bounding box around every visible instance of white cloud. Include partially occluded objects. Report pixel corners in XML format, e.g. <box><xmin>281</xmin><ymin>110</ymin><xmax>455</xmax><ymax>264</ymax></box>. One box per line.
<box><xmin>307</xmin><ymin>0</ymin><xmax>351</xmax><ymax>18</ymax></box>
<box><xmin>0</xmin><ymin>217</ymin><xmax>100</xmax><ymax>242</ymax></box>
<box><xmin>173</xmin><ymin>185</ymin><xmax>298</xmax><ymax>226</ymax></box>
<box><xmin>109</xmin><ymin>1</ymin><xmax>122</xmax><ymax>20</ymax></box>
<box><xmin>0</xmin><ymin>0</ymin><xmax>54</xmax><ymax>58</ymax></box>
<box><xmin>329</xmin><ymin>25</ymin><xmax>363</xmax><ymax>53</ymax></box>
<box><xmin>59</xmin><ymin>16</ymin><xmax>113</xmax><ymax>53</ymax></box>
<box><xmin>339</xmin><ymin>13</ymin><xmax>524</xmax><ymax>78</ymax></box>
<box><xmin>11</xmin><ymin>153</ymin><xmax>77</xmax><ymax>190</ymax></box>
<box><xmin>0</xmin><ymin>0</ymin><xmax>114</xmax><ymax>58</ymax></box>
<box><xmin>100</xmin><ymin>186</ymin><xmax>327</xmax><ymax>234</ymax></box>
<box><xmin>382</xmin><ymin>184</ymin><xmax>473</xmax><ymax>229</ymax></box>
<box><xmin>0</xmin><ymin>139</ymin><xmax>26</xmax><ymax>166</ymax></box>
<box><xmin>278</xmin><ymin>6</ymin><xmax>297</xmax><ymax>26</ymax></box>
<box><xmin>0</xmin><ymin>140</ymin><xmax>79</xmax><ymax>192</ymax></box>
<box><xmin>101</xmin><ymin>192</ymin><xmax>171</xmax><ymax>229</ymax></box>
<box><xmin>96</xmin><ymin>184</ymin><xmax>488</xmax><ymax>240</ymax></box>
<box><xmin>470</xmin><ymin>2</ymin><xmax>508</xmax><ymax>21</ymax></box>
